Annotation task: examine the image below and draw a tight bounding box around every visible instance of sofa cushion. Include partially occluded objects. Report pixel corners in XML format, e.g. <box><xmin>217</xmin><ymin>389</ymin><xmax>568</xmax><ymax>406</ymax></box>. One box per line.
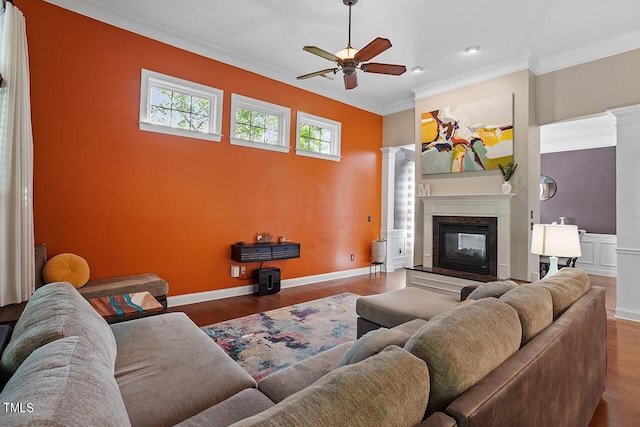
<box><xmin>534</xmin><ymin>268</ymin><xmax>590</xmax><ymax>318</ymax></box>
<box><xmin>0</xmin><ymin>282</ymin><xmax>116</xmax><ymax>379</ymax></box>
<box><xmin>338</xmin><ymin>328</ymin><xmax>410</xmax><ymax>366</ymax></box>
<box><xmin>176</xmin><ymin>389</ymin><xmax>275</xmax><ymax>427</ymax></box>
<box><xmin>43</xmin><ymin>253</ymin><xmax>91</xmax><ymax>288</ymax></box>
<box><xmin>356</xmin><ymin>287</ymin><xmax>458</xmax><ymax>328</ymax></box>
<box><xmin>111</xmin><ymin>312</ymin><xmax>256</xmax><ymax>427</ymax></box>
<box><xmin>500</xmin><ymin>284</ymin><xmax>553</xmax><ymax>345</ymax></box>
<box><xmin>234</xmin><ymin>346</ymin><xmax>430</xmax><ymax>427</ymax></box>
<box><xmin>467</xmin><ymin>280</ymin><xmax>519</xmax><ymax>300</ymax></box>
<box><xmin>404</xmin><ymin>298</ymin><xmax>522</xmax><ymax>416</ymax></box>
<box><xmin>0</xmin><ymin>336</ymin><xmax>130</xmax><ymax>427</ymax></box>
<box><xmin>258</xmin><ymin>341</ymin><xmax>351</xmax><ymax>403</ymax></box>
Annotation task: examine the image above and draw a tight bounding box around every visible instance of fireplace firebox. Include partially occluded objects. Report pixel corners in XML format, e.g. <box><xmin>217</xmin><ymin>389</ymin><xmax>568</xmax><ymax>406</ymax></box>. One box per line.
<box><xmin>433</xmin><ymin>216</ymin><xmax>497</xmax><ymax>278</ymax></box>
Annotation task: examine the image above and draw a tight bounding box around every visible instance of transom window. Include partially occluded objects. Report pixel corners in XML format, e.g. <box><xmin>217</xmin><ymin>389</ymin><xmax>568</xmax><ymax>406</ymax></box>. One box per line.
<box><xmin>139</xmin><ymin>69</ymin><xmax>223</xmax><ymax>142</ymax></box>
<box><xmin>230</xmin><ymin>94</ymin><xmax>290</xmax><ymax>153</ymax></box>
<box><xmin>296</xmin><ymin>112</ymin><xmax>341</xmax><ymax>161</ymax></box>
<box><xmin>149</xmin><ymin>88</ymin><xmax>210</xmax><ymax>132</ymax></box>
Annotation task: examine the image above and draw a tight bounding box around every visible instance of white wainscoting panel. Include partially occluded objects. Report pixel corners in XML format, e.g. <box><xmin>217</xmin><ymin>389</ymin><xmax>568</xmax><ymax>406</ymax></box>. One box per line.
<box><xmin>575</xmin><ymin>233</ymin><xmax>617</xmax><ymax>277</ymax></box>
<box><xmin>392</xmin><ymin>229</ymin><xmax>407</xmax><ymax>269</ymax></box>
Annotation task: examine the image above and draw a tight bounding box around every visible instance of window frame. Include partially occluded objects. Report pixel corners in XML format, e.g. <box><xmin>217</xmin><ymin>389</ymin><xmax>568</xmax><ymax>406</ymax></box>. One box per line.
<box><xmin>230</xmin><ymin>94</ymin><xmax>291</xmax><ymax>153</ymax></box>
<box><xmin>295</xmin><ymin>112</ymin><xmax>342</xmax><ymax>162</ymax></box>
<box><xmin>139</xmin><ymin>69</ymin><xmax>223</xmax><ymax>142</ymax></box>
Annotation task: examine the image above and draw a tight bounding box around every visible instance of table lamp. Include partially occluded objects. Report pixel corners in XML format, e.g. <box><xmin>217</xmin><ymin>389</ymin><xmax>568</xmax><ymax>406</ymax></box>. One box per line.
<box><xmin>531</xmin><ymin>223</ymin><xmax>582</xmax><ymax>277</ymax></box>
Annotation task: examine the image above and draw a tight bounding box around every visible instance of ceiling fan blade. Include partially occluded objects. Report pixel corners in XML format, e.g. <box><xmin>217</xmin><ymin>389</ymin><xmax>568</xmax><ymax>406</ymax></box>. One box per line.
<box><xmin>354</xmin><ymin>37</ymin><xmax>392</xmax><ymax>62</ymax></box>
<box><xmin>361</xmin><ymin>63</ymin><xmax>407</xmax><ymax>75</ymax></box>
<box><xmin>303</xmin><ymin>46</ymin><xmax>340</xmax><ymax>62</ymax></box>
<box><xmin>344</xmin><ymin>73</ymin><xmax>358</xmax><ymax>90</ymax></box>
<box><xmin>297</xmin><ymin>68</ymin><xmax>338</xmax><ymax>80</ymax></box>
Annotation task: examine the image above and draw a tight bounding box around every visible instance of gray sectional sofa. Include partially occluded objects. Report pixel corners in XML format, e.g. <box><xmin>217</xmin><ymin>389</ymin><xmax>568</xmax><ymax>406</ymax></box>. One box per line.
<box><xmin>0</xmin><ymin>268</ymin><xmax>606</xmax><ymax>426</ymax></box>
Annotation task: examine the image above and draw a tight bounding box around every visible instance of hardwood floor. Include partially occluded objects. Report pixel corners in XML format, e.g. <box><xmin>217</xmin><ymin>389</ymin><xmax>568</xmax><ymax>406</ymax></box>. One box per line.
<box><xmin>587</xmin><ymin>275</ymin><xmax>640</xmax><ymax>427</ymax></box>
<box><xmin>169</xmin><ymin>270</ymin><xmax>638</xmax><ymax>427</ymax></box>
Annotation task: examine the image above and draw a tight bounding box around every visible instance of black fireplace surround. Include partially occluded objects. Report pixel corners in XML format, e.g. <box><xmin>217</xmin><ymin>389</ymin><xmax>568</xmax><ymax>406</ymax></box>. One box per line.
<box><xmin>433</xmin><ymin>216</ymin><xmax>498</xmax><ymax>278</ymax></box>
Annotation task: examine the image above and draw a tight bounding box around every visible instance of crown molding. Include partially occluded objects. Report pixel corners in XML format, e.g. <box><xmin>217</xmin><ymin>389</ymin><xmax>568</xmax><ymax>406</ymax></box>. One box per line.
<box><xmin>540</xmin><ymin>135</ymin><xmax>616</xmax><ymax>154</ymax></box>
<box><xmin>412</xmin><ymin>55</ymin><xmax>535</xmax><ymax>101</ymax></box>
<box><xmin>42</xmin><ymin>1</ymin><xmax>640</xmax><ymax>117</ymax></box>
<box><xmin>379</xmin><ymin>97</ymin><xmax>415</xmax><ymax>116</ymax></box>
<box><xmin>535</xmin><ymin>31</ymin><xmax>640</xmax><ymax>75</ymax></box>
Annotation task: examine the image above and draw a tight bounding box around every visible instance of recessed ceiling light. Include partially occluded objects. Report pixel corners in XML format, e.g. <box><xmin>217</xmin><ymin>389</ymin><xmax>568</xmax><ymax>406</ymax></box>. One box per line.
<box><xmin>411</xmin><ymin>66</ymin><xmax>424</xmax><ymax>73</ymax></box>
<box><xmin>465</xmin><ymin>45</ymin><xmax>480</xmax><ymax>54</ymax></box>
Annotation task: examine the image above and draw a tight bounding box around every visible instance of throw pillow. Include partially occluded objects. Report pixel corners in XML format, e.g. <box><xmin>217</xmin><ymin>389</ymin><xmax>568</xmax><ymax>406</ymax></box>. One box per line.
<box><xmin>533</xmin><ymin>268</ymin><xmax>590</xmax><ymax>318</ymax></box>
<box><xmin>500</xmin><ymin>285</ymin><xmax>553</xmax><ymax>346</ymax></box>
<box><xmin>404</xmin><ymin>298</ymin><xmax>522</xmax><ymax>416</ymax></box>
<box><xmin>43</xmin><ymin>253</ymin><xmax>90</xmax><ymax>288</ymax></box>
<box><xmin>0</xmin><ymin>336</ymin><xmax>130</xmax><ymax>427</ymax></box>
<box><xmin>338</xmin><ymin>328</ymin><xmax>410</xmax><ymax>366</ymax></box>
<box><xmin>0</xmin><ymin>282</ymin><xmax>116</xmax><ymax>379</ymax></box>
<box><xmin>467</xmin><ymin>280</ymin><xmax>519</xmax><ymax>300</ymax></box>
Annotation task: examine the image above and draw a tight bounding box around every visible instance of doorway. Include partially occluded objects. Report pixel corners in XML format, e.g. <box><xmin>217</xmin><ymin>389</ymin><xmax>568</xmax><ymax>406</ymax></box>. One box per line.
<box><xmin>539</xmin><ymin>114</ymin><xmax>617</xmax><ymax>277</ymax></box>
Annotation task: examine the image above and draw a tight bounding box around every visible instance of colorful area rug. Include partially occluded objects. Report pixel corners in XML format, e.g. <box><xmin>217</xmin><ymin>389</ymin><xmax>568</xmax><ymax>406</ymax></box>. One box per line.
<box><xmin>202</xmin><ymin>293</ymin><xmax>359</xmax><ymax>380</ymax></box>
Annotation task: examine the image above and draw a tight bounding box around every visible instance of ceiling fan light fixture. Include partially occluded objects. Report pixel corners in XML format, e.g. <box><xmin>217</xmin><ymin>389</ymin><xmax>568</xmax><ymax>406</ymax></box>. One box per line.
<box><xmin>336</xmin><ymin>47</ymin><xmax>359</xmax><ymax>60</ymax></box>
<box><xmin>411</xmin><ymin>66</ymin><xmax>424</xmax><ymax>73</ymax></box>
<box><xmin>297</xmin><ymin>0</ymin><xmax>405</xmax><ymax>90</ymax></box>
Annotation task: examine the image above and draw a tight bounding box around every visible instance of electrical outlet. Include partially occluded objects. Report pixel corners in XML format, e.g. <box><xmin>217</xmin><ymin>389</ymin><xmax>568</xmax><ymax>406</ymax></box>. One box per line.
<box><xmin>240</xmin><ymin>266</ymin><xmax>246</xmax><ymax>275</ymax></box>
<box><xmin>231</xmin><ymin>266</ymin><xmax>240</xmax><ymax>278</ymax></box>
<box><xmin>350</xmin><ymin>254</ymin><xmax>355</xmax><ymax>261</ymax></box>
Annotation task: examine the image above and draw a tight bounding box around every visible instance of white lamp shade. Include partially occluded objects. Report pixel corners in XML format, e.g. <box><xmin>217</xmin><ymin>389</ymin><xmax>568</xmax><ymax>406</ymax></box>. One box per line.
<box><xmin>531</xmin><ymin>224</ymin><xmax>582</xmax><ymax>257</ymax></box>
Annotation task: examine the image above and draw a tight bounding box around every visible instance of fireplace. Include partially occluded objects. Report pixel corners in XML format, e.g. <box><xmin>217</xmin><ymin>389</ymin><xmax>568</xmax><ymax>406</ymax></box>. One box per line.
<box><xmin>407</xmin><ymin>194</ymin><xmax>512</xmax><ymax>296</ymax></box>
<box><xmin>433</xmin><ymin>216</ymin><xmax>497</xmax><ymax>278</ymax></box>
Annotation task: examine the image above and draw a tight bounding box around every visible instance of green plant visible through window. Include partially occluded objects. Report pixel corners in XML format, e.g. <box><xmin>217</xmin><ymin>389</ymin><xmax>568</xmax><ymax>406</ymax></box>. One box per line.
<box><xmin>149</xmin><ymin>87</ymin><xmax>211</xmax><ymax>132</ymax></box>
<box><xmin>299</xmin><ymin>123</ymin><xmax>331</xmax><ymax>154</ymax></box>
<box><xmin>234</xmin><ymin>108</ymin><xmax>279</xmax><ymax>144</ymax></box>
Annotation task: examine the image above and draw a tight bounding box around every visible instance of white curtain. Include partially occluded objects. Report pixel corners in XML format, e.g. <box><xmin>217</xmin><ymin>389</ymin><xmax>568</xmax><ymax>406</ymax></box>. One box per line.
<box><xmin>0</xmin><ymin>2</ymin><xmax>35</xmax><ymax>306</ymax></box>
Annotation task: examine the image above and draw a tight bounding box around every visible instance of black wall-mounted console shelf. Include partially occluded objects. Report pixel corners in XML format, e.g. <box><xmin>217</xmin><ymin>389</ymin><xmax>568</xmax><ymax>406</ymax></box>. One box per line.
<box><xmin>231</xmin><ymin>242</ymin><xmax>301</xmax><ymax>263</ymax></box>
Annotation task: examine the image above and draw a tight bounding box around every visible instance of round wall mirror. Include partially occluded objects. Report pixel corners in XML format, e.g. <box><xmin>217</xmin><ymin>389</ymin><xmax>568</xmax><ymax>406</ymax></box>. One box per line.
<box><xmin>540</xmin><ymin>176</ymin><xmax>557</xmax><ymax>201</ymax></box>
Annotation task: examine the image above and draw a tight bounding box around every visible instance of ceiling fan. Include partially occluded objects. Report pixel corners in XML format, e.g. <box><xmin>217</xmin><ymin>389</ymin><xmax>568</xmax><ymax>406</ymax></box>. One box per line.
<box><xmin>297</xmin><ymin>0</ymin><xmax>406</xmax><ymax>90</ymax></box>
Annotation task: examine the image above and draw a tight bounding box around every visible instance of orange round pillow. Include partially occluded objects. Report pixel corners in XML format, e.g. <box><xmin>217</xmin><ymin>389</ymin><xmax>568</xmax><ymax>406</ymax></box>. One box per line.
<box><xmin>43</xmin><ymin>253</ymin><xmax>90</xmax><ymax>288</ymax></box>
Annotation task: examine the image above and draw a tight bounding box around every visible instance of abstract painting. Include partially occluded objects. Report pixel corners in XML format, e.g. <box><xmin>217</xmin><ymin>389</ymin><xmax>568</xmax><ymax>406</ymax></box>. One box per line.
<box><xmin>421</xmin><ymin>93</ymin><xmax>514</xmax><ymax>175</ymax></box>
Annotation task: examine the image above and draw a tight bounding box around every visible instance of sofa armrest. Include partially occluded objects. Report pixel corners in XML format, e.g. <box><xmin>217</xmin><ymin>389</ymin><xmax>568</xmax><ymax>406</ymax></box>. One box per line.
<box><xmin>420</xmin><ymin>412</ymin><xmax>458</xmax><ymax>427</ymax></box>
<box><xmin>460</xmin><ymin>285</ymin><xmax>479</xmax><ymax>301</ymax></box>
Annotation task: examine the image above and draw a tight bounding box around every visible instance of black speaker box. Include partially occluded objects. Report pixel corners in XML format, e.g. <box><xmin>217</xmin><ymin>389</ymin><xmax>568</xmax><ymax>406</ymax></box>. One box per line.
<box><xmin>254</xmin><ymin>268</ymin><xmax>281</xmax><ymax>296</ymax></box>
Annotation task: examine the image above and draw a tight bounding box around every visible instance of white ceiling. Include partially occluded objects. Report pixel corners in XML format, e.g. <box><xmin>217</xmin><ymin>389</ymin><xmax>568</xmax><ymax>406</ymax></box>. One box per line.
<box><xmin>45</xmin><ymin>0</ymin><xmax>640</xmax><ymax>115</ymax></box>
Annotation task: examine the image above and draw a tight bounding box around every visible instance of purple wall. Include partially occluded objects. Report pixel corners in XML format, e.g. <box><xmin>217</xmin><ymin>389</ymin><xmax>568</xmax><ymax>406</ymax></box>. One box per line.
<box><xmin>540</xmin><ymin>146</ymin><xmax>616</xmax><ymax>234</ymax></box>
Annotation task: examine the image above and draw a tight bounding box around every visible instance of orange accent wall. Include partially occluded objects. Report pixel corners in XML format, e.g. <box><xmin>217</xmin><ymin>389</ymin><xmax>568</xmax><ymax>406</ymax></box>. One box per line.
<box><xmin>20</xmin><ymin>1</ymin><xmax>383</xmax><ymax>296</ymax></box>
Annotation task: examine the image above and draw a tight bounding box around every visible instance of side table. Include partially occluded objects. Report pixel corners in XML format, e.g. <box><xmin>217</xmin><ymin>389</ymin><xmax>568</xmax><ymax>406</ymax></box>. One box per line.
<box><xmin>90</xmin><ymin>291</ymin><xmax>163</xmax><ymax>324</ymax></box>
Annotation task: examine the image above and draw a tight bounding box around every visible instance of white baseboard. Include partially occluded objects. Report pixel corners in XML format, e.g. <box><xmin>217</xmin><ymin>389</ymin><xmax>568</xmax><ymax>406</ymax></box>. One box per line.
<box><xmin>615</xmin><ymin>307</ymin><xmax>640</xmax><ymax>323</ymax></box>
<box><xmin>167</xmin><ymin>266</ymin><xmax>371</xmax><ymax>308</ymax></box>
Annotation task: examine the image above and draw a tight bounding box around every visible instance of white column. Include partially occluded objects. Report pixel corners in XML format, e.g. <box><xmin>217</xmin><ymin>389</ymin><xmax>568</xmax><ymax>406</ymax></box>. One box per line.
<box><xmin>380</xmin><ymin>147</ymin><xmax>400</xmax><ymax>272</ymax></box>
<box><xmin>608</xmin><ymin>104</ymin><xmax>640</xmax><ymax>322</ymax></box>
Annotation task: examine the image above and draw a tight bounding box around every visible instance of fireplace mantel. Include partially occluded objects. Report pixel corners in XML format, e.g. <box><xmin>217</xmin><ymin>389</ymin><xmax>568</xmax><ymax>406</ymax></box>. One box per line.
<box><xmin>419</xmin><ymin>193</ymin><xmax>514</xmax><ymax>280</ymax></box>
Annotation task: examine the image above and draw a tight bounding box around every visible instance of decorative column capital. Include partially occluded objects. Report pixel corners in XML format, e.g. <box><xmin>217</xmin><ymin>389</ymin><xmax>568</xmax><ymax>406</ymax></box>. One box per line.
<box><xmin>607</xmin><ymin>104</ymin><xmax>640</xmax><ymax>126</ymax></box>
<box><xmin>380</xmin><ymin>147</ymin><xmax>400</xmax><ymax>160</ymax></box>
